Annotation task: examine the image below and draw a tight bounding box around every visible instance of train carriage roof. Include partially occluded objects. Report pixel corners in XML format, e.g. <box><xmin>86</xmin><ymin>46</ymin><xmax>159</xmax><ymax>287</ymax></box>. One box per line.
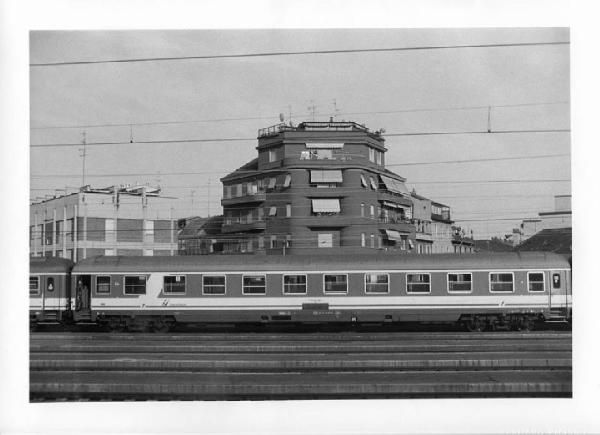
<box><xmin>30</xmin><ymin>257</ymin><xmax>75</xmax><ymax>273</ymax></box>
<box><xmin>72</xmin><ymin>252</ymin><xmax>570</xmax><ymax>273</ymax></box>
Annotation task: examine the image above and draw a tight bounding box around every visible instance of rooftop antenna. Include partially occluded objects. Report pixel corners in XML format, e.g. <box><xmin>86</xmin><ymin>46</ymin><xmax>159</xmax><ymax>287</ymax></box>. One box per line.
<box><xmin>332</xmin><ymin>99</ymin><xmax>340</xmax><ymax>120</ymax></box>
<box><xmin>129</xmin><ymin>124</ymin><xmax>134</xmax><ymax>143</ymax></box>
<box><xmin>487</xmin><ymin>106</ymin><xmax>492</xmax><ymax>133</ymax></box>
<box><xmin>307</xmin><ymin>100</ymin><xmax>316</xmax><ymax>121</ymax></box>
<box><xmin>78</xmin><ymin>131</ymin><xmax>87</xmax><ymax>188</ymax></box>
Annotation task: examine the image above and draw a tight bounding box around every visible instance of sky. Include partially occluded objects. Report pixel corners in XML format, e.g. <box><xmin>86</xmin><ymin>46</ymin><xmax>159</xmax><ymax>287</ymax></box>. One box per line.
<box><xmin>29</xmin><ymin>28</ymin><xmax>571</xmax><ymax>239</ymax></box>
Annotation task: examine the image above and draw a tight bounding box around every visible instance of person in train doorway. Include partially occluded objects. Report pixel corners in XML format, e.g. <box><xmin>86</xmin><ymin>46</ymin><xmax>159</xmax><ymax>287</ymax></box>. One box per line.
<box><xmin>76</xmin><ymin>280</ymin><xmax>83</xmax><ymax>310</ymax></box>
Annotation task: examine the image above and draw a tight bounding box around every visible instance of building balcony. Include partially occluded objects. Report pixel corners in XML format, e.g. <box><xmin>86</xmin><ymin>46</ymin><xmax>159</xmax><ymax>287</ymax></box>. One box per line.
<box><xmin>221</xmin><ymin>192</ymin><xmax>267</xmax><ymax>207</ymax></box>
<box><xmin>377</xmin><ymin>217</ymin><xmax>414</xmax><ymax>234</ymax></box>
<box><xmin>452</xmin><ymin>234</ymin><xmax>474</xmax><ymax>245</ymax></box>
<box><xmin>415</xmin><ymin>232</ymin><xmax>433</xmax><ymax>242</ymax></box>
<box><xmin>377</xmin><ymin>191</ymin><xmax>413</xmax><ymax>207</ymax></box>
<box><xmin>431</xmin><ymin>212</ymin><xmax>453</xmax><ymax>223</ymax></box>
<box><xmin>221</xmin><ymin>219</ymin><xmax>267</xmax><ymax>234</ymax></box>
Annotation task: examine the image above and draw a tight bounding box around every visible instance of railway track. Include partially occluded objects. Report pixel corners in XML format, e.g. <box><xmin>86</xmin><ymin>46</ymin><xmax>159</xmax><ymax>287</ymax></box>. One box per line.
<box><xmin>30</xmin><ymin>330</ymin><xmax>572</xmax><ymax>401</ymax></box>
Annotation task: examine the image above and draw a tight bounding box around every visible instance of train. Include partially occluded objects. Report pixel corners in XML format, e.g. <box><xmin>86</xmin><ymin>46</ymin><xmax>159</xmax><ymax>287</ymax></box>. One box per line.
<box><xmin>29</xmin><ymin>251</ymin><xmax>572</xmax><ymax>332</ymax></box>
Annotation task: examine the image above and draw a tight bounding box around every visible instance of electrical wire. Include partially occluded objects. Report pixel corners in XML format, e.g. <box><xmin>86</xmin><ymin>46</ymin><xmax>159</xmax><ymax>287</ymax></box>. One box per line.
<box><xmin>30</xmin><ymin>101</ymin><xmax>569</xmax><ymax>131</ymax></box>
<box><xmin>30</xmin><ymin>41</ymin><xmax>570</xmax><ymax>67</ymax></box>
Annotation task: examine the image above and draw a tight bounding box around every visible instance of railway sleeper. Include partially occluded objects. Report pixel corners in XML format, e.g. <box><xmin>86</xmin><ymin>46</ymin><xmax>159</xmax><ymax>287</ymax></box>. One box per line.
<box><xmin>460</xmin><ymin>313</ymin><xmax>541</xmax><ymax>332</ymax></box>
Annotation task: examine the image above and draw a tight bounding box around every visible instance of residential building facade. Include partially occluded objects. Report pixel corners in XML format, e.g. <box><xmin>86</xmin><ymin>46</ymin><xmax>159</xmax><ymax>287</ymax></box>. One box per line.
<box><xmin>30</xmin><ymin>185</ymin><xmax>178</xmax><ymax>260</ymax></box>
<box><xmin>219</xmin><ymin>121</ymin><xmax>417</xmax><ymax>255</ymax></box>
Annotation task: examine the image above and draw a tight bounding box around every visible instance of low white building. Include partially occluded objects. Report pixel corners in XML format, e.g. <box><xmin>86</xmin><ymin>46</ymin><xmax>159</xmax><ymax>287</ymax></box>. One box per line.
<box><xmin>30</xmin><ymin>185</ymin><xmax>178</xmax><ymax>261</ymax></box>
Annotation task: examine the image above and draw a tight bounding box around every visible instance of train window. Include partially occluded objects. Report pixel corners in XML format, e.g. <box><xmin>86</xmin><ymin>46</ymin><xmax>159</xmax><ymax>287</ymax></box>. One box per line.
<box><xmin>553</xmin><ymin>273</ymin><xmax>561</xmax><ymax>289</ymax></box>
<box><xmin>46</xmin><ymin>277</ymin><xmax>54</xmax><ymax>292</ymax></box>
<box><xmin>96</xmin><ymin>276</ymin><xmax>111</xmax><ymax>294</ymax></box>
<box><xmin>203</xmin><ymin>275</ymin><xmax>226</xmax><ymax>295</ymax></box>
<box><xmin>447</xmin><ymin>273</ymin><xmax>472</xmax><ymax>293</ymax></box>
<box><xmin>489</xmin><ymin>273</ymin><xmax>514</xmax><ymax>293</ymax></box>
<box><xmin>124</xmin><ymin>276</ymin><xmax>147</xmax><ymax>295</ymax></box>
<box><xmin>164</xmin><ymin>275</ymin><xmax>186</xmax><ymax>294</ymax></box>
<box><xmin>29</xmin><ymin>276</ymin><xmax>40</xmax><ymax>295</ymax></box>
<box><xmin>243</xmin><ymin>275</ymin><xmax>266</xmax><ymax>295</ymax></box>
<box><xmin>283</xmin><ymin>275</ymin><xmax>307</xmax><ymax>294</ymax></box>
<box><xmin>324</xmin><ymin>274</ymin><xmax>348</xmax><ymax>294</ymax></box>
<box><xmin>406</xmin><ymin>274</ymin><xmax>430</xmax><ymax>293</ymax></box>
<box><xmin>365</xmin><ymin>273</ymin><xmax>389</xmax><ymax>294</ymax></box>
<box><xmin>528</xmin><ymin>272</ymin><xmax>545</xmax><ymax>292</ymax></box>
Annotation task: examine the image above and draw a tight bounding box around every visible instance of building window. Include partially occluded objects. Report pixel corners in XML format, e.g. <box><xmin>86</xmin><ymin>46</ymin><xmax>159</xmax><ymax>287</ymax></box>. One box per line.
<box><xmin>269</xmin><ymin>149</ymin><xmax>278</xmax><ymax>162</ymax></box>
<box><xmin>203</xmin><ymin>275</ymin><xmax>226</xmax><ymax>295</ymax></box>
<box><xmin>164</xmin><ymin>275</ymin><xmax>186</xmax><ymax>294</ymax></box>
<box><xmin>370</xmin><ymin>205</ymin><xmax>375</xmax><ymax>218</ymax></box>
<box><xmin>286</xmin><ymin>203</ymin><xmax>292</xmax><ymax>217</ymax></box>
<box><xmin>406</xmin><ymin>273</ymin><xmax>431</xmax><ymax>293</ymax></box>
<box><xmin>270</xmin><ymin>235</ymin><xmax>277</xmax><ymax>249</ymax></box>
<box><xmin>361</xmin><ymin>233</ymin><xmax>366</xmax><ymax>247</ymax></box>
<box><xmin>365</xmin><ymin>273</ymin><xmax>389</xmax><ymax>294</ymax></box>
<box><xmin>243</xmin><ymin>275</ymin><xmax>266</xmax><ymax>295</ymax></box>
<box><xmin>312</xmin><ymin>199</ymin><xmax>341</xmax><ymax>214</ymax></box>
<box><xmin>324</xmin><ymin>274</ymin><xmax>348</xmax><ymax>294</ymax></box>
<box><xmin>360</xmin><ymin>174</ymin><xmax>367</xmax><ymax>188</ymax></box>
<box><xmin>143</xmin><ymin>249</ymin><xmax>153</xmax><ymax>256</ymax></box>
<box><xmin>370</xmin><ymin>234</ymin><xmax>375</xmax><ymax>248</ymax></box>
<box><xmin>283</xmin><ymin>174</ymin><xmax>292</xmax><ymax>188</ymax></box>
<box><xmin>29</xmin><ymin>276</ymin><xmax>40</xmax><ymax>295</ymax></box>
<box><xmin>258</xmin><ymin>236</ymin><xmax>264</xmax><ymax>249</ymax></box>
<box><xmin>360</xmin><ymin>203</ymin><xmax>365</xmax><ymax>217</ymax></box>
<box><xmin>377</xmin><ymin>235</ymin><xmax>382</xmax><ymax>248</ymax></box>
<box><xmin>96</xmin><ymin>276</ymin><xmax>111</xmax><ymax>294</ymax></box>
<box><xmin>267</xmin><ymin>178</ymin><xmax>277</xmax><ymax>189</ymax></box>
<box><xmin>317</xmin><ymin>233</ymin><xmax>333</xmax><ymax>248</ymax></box>
<box><xmin>489</xmin><ymin>273</ymin><xmax>514</xmax><ymax>293</ymax></box>
<box><xmin>124</xmin><ymin>276</ymin><xmax>147</xmax><ymax>295</ymax></box>
<box><xmin>368</xmin><ymin>147</ymin><xmax>375</xmax><ymax>162</ymax></box>
<box><xmin>369</xmin><ymin>176</ymin><xmax>378</xmax><ymax>190</ymax></box>
<box><xmin>376</xmin><ymin>150</ymin><xmax>382</xmax><ymax>165</ymax></box>
<box><xmin>285</xmin><ymin>234</ymin><xmax>292</xmax><ymax>248</ymax></box>
<box><xmin>283</xmin><ymin>275</ymin><xmax>307</xmax><ymax>294</ymax></box>
<box><xmin>447</xmin><ymin>273</ymin><xmax>472</xmax><ymax>293</ymax></box>
<box><xmin>528</xmin><ymin>272</ymin><xmax>545</xmax><ymax>292</ymax></box>
<box><xmin>268</xmin><ymin>206</ymin><xmax>277</xmax><ymax>216</ymax></box>
<box><xmin>104</xmin><ymin>249</ymin><xmax>115</xmax><ymax>256</ymax></box>
<box><xmin>46</xmin><ymin>277</ymin><xmax>54</xmax><ymax>292</ymax></box>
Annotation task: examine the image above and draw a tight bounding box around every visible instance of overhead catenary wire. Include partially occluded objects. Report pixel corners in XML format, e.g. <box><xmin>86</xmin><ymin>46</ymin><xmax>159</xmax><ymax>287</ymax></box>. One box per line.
<box><xmin>28</xmin><ymin>152</ymin><xmax>570</xmax><ymax>179</ymax></box>
<box><xmin>29</xmin><ymin>128</ymin><xmax>571</xmax><ymax>149</ymax></box>
<box><xmin>30</xmin><ymin>100</ymin><xmax>569</xmax><ymax>131</ymax></box>
<box><xmin>29</xmin><ymin>41</ymin><xmax>570</xmax><ymax>68</ymax></box>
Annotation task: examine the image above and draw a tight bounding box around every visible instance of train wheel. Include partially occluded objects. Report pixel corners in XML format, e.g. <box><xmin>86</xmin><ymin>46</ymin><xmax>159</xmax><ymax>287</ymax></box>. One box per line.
<box><xmin>465</xmin><ymin>317</ymin><xmax>485</xmax><ymax>332</ymax></box>
<box><xmin>109</xmin><ymin>318</ymin><xmax>127</xmax><ymax>332</ymax></box>
<box><xmin>519</xmin><ymin>316</ymin><xmax>535</xmax><ymax>332</ymax></box>
<box><xmin>152</xmin><ymin>319</ymin><xmax>170</xmax><ymax>333</ymax></box>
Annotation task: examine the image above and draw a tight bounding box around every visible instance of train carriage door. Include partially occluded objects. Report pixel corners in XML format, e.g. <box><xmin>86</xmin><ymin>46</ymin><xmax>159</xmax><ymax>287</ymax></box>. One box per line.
<box><xmin>549</xmin><ymin>270</ymin><xmax>568</xmax><ymax>319</ymax></box>
<box><xmin>74</xmin><ymin>275</ymin><xmax>92</xmax><ymax>318</ymax></box>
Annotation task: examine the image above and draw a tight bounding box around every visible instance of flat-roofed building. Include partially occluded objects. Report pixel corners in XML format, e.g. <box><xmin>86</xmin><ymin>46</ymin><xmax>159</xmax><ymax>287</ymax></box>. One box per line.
<box><xmin>30</xmin><ymin>185</ymin><xmax>178</xmax><ymax>260</ymax></box>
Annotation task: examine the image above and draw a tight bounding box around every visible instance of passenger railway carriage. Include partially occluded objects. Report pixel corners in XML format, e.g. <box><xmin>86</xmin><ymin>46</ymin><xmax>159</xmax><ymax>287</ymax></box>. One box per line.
<box><xmin>29</xmin><ymin>257</ymin><xmax>74</xmax><ymax>324</ymax></box>
<box><xmin>29</xmin><ymin>252</ymin><xmax>571</xmax><ymax>331</ymax></box>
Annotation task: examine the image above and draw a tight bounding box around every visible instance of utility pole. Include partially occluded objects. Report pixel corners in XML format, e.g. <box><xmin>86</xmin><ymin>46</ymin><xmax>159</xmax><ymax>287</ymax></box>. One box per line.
<box><xmin>206</xmin><ymin>178</ymin><xmax>211</xmax><ymax>217</ymax></box>
<box><xmin>79</xmin><ymin>131</ymin><xmax>87</xmax><ymax>188</ymax></box>
<box><xmin>332</xmin><ymin>99</ymin><xmax>340</xmax><ymax>120</ymax></box>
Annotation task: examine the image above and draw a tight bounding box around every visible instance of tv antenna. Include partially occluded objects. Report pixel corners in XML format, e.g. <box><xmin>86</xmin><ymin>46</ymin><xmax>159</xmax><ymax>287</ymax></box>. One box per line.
<box><xmin>332</xmin><ymin>99</ymin><xmax>340</xmax><ymax>120</ymax></box>
<box><xmin>78</xmin><ymin>131</ymin><xmax>87</xmax><ymax>188</ymax></box>
<box><xmin>307</xmin><ymin>100</ymin><xmax>316</xmax><ymax>121</ymax></box>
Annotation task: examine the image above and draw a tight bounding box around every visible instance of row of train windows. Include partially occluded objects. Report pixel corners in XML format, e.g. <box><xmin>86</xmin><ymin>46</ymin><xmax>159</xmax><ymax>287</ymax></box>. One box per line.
<box><xmin>45</xmin><ymin>271</ymin><xmax>558</xmax><ymax>296</ymax></box>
